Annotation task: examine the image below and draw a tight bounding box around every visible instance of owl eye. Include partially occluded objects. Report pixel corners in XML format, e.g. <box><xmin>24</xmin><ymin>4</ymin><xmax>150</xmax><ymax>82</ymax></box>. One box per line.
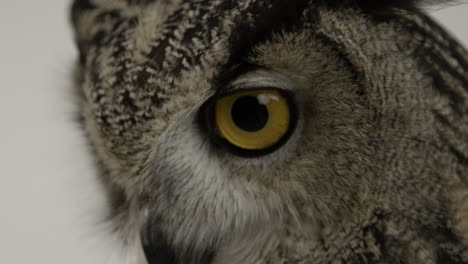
<box><xmin>201</xmin><ymin>88</ymin><xmax>297</xmax><ymax>156</ymax></box>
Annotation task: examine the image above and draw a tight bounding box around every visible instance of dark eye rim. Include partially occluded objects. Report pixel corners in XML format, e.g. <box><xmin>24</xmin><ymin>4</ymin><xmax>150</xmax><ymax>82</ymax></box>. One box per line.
<box><xmin>199</xmin><ymin>87</ymin><xmax>298</xmax><ymax>157</ymax></box>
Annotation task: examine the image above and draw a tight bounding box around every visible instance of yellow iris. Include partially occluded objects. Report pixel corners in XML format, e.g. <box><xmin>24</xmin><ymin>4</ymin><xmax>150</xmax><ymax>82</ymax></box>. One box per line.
<box><xmin>214</xmin><ymin>89</ymin><xmax>291</xmax><ymax>150</ymax></box>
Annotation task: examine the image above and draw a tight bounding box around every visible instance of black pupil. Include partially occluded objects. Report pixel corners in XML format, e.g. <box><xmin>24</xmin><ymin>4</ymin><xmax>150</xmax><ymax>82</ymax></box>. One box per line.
<box><xmin>231</xmin><ymin>96</ymin><xmax>269</xmax><ymax>132</ymax></box>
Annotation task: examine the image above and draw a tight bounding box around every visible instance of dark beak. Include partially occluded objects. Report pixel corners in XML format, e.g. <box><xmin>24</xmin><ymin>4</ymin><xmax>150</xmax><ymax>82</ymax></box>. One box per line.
<box><xmin>141</xmin><ymin>224</ymin><xmax>178</xmax><ymax>264</ymax></box>
<box><xmin>141</xmin><ymin>223</ymin><xmax>215</xmax><ymax>264</ymax></box>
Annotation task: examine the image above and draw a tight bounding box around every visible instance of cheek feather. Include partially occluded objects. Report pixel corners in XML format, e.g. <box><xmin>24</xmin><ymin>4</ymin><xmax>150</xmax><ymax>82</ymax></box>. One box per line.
<box><xmin>142</xmin><ymin>114</ymin><xmax>288</xmax><ymax>263</ymax></box>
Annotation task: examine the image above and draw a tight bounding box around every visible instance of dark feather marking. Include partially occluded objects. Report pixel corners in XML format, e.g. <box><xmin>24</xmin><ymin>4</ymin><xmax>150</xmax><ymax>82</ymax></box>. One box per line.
<box><xmin>437</xmin><ymin>250</ymin><xmax>464</xmax><ymax>264</ymax></box>
<box><xmin>438</xmin><ymin>234</ymin><xmax>468</xmax><ymax>264</ymax></box>
<box><xmin>432</xmin><ymin>72</ymin><xmax>467</xmax><ymax>114</ymax></box>
<box><xmin>223</xmin><ymin>0</ymin><xmax>310</xmax><ymax>67</ymax></box>
<box><xmin>422</xmin><ymin>41</ymin><xmax>468</xmax><ymax>98</ymax></box>
<box><xmin>411</xmin><ymin>9</ymin><xmax>468</xmax><ymax>75</ymax></box>
<box><xmin>398</xmin><ymin>11</ymin><xmax>468</xmax><ymax>94</ymax></box>
<box><xmin>395</xmin><ymin>10</ymin><xmax>468</xmax><ymax>168</ymax></box>
<box><xmin>439</xmin><ymin>134</ymin><xmax>468</xmax><ymax>167</ymax></box>
<box><xmin>434</xmin><ymin>107</ymin><xmax>468</xmax><ymax>172</ymax></box>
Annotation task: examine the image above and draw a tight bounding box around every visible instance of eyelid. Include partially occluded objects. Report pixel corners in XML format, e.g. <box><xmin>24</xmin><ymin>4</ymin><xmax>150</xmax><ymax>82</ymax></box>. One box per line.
<box><xmin>227</xmin><ymin>69</ymin><xmax>296</xmax><ymax>92</ymax></box>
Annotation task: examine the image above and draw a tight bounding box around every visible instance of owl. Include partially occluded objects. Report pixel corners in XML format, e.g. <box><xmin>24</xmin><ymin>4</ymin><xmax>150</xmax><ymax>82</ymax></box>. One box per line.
<box><xmin>70</xmin><ymin>0</ymin><xmax>468</xmax><ymax>263</ymax></box>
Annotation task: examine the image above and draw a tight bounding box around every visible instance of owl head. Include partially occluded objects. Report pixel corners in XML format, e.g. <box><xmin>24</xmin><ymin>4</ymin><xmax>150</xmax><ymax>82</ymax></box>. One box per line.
<box><xmin>71</xmin><ymin>0</ymin><xmax>468</xmax><ymax>263</ymax></box>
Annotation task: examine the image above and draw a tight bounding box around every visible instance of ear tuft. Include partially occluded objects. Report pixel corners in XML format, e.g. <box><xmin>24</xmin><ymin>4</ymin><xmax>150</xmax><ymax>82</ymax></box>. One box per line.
<box><xmin>70</xmin><ymin>0</ymin><xmax>99</xmax><ymax>64</ymax></box>
<box><xmin>70</xmin><ymin>0</ymin><xmax>95</xmax><ymax>25</ymax></box>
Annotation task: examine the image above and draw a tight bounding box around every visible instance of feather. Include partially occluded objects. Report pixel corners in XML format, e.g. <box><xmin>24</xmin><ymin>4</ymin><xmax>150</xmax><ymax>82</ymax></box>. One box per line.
<box><xmin>352</xmin><ymin>0</ymin><xmax>460</xmax><ymax>10</ymax></box>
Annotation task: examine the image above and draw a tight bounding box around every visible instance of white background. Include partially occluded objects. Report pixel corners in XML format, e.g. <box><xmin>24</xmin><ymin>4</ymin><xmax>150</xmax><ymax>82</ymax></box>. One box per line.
<box><xmin>0</xmin><ymin>1</ymin><xmax>466</xmax><ymax>264</ymax></box>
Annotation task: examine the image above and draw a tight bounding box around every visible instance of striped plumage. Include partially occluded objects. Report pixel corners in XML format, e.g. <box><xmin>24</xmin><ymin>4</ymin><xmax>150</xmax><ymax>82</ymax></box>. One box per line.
<box><xmin>71</xmin><ymin>0</ymin><xmax>468</xmax><ymax>263</ymax></box>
